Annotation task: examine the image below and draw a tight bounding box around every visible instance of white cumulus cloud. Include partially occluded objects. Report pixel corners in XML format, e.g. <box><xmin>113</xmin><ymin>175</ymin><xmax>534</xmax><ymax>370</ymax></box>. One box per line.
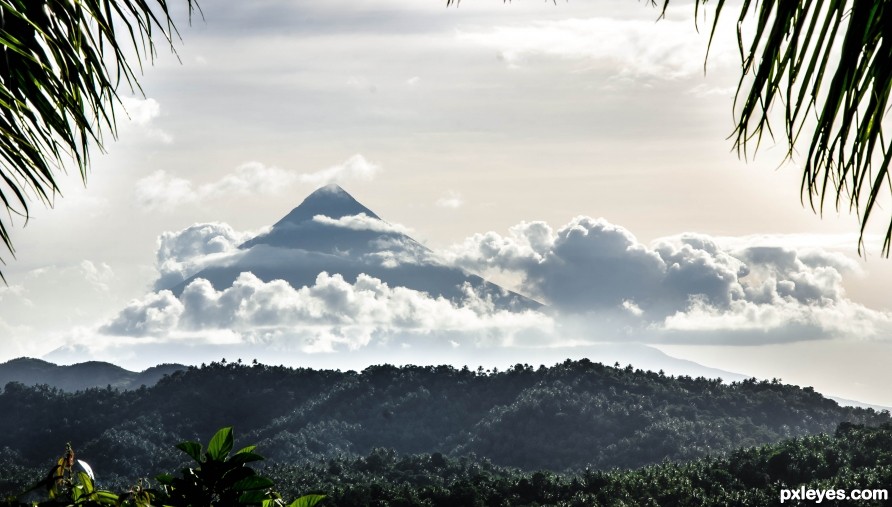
<box><xmin>118</xmin><ymin>96</ymin><xmax>172</xmax><ymax>143</ymax></box>
<box><xmin>444</xmin><ymin>216</ymin><xmax>892</xmax><ymax>344</ymax></box>
<box><xmin>154</xmin><ymin>223</ymin><xmax>255</xmax><ymax>289</ymax></box>
<box><xmin>100</xmin><ymin>291</ymin><xmax>184</xmax><ymax>337</ymax></box>
<box><xmin>101</xmin><ymin>272</ymin><xmax>554</xmax><ymax>353</ymax></box>
<box><xmin>312</xmin><ymin>213</ymin><xmax>412</xmax><ymax>235</ymax></box>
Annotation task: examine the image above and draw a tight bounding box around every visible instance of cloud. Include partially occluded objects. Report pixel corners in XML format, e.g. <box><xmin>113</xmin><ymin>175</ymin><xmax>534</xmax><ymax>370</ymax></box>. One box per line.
<box><xmin>0</xmin><ymin>284</ymin><xmax>29</xmax><ymax>306</ymax></box>
<box><xmin>100</xmin><ymin>291</ymin><xmax>184</xmax><ymax>337</ymax></box>
<box><xmin>312</xmin><ymin>213</ymin><xmax>412</xmax><ymax>235</ymax></box>
<box><xmin>119</xmin><ymin>97</ymin><xmax>162</xmax><ymax>126</ymax></box>
<box><xmin>688</xmin><ymin>83</ymin><xmax>736</xmax><ymax>97</ymax></box>
<box><xmin>79</xmin><ymin>260</ymin><xmax>116</xmax><ymax>293</ymax></box>
<box><xmin>154</xmin><ymin>223</ymin><xmax>255</xmax><ymax>289</ymax></box>
<box><xmin>346</xmin><ymin>76</ymin><xmax>377</xmax><ymax>93</ymax></box>
<box><xmin>118</xmin><ymin>96</ymin><xmax>172</xmax><ymax>143</ymax></box>
<box><xmin>710</xmin><ymin>232</ymin><xmax>883</xmax><ymax>254</ymax></box>
<box><xmin>0</xmin><ymin>261</ymin><xmax>131</xmax><ymax>340</ymax></box>
<box><xmin>134</xmin><ymin>170</ymin><xmax>198</xmax><ymax>211</ymax></box>
<box><xmin>444</xmin><ymin>216</ymin><xmax>892</xmax><ymax>344</ymax></box>
<box><xmin>133</xmin><ymin>155</ymin><xmax>380</xmax><ymax>211</ymax></box>
<box><xmin>101</xmin><ymin>272</ymin><xmax>554</xmax><ymax>353</ymax></box>
<box><xmin>457</xmin><ymin>15</ymin><xmax>736</xmax><ymax>81</ymax></box>
<box><xmin>436</xmin><ymin>191</ymin><xmax>463</xmax><ymax>209</ymax></box>
<box><xmin>296</xmin><ymin>154</ymin><xmax>380</xmax><ymax>187</ymax></box>
<box><xmin>660</xmin><ymin>296</ymin><xmax>892</xmax><ymax>340</ymax></box>
<box><xmin>202</xmin><ymin>161</ymin><xmax>304</xmax><ymax>197</ymax></box>
<box><xmin>446</xmin><ymin>217</ymin><xmax>667</xmax><ymax>311</ymax></box>
<box><xmin>70</xmin><ymin>212</ymin><xmax>892</xmax><ymax>361</ymax></box>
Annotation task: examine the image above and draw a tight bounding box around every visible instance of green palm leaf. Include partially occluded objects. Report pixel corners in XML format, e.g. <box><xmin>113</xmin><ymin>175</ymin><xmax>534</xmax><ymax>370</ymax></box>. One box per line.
<box><xmin>710</xmin><ymin>0</ymin><xmax>892</xmax><ymax>254</ymax></box>
<box><xmin>0</xmin><ymin>0</ymin><xmax>197</xmax><ymax>281</ymax></box>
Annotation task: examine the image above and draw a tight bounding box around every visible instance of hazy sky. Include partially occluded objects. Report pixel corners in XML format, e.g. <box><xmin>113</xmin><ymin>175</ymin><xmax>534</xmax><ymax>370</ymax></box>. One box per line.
<box><xmin>3</xmin><ymin>0</ymin><xmax>892</xmax><ymax>406</ymax></box>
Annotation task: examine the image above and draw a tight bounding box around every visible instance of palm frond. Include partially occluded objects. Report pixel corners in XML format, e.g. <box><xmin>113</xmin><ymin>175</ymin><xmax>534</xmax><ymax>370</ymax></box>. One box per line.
<box><xmin>668</xmin><ymin>0</ymin><xmax>892</xmax><ymax>254</ymax></box>
<box><xmin>450</xmin><ymin>0</ymin><xmax>892</xmax><ymax>255</ymax></box>
<box><xmin>0</xmin><ymin>0</ymin><xmax>197</xmax><ymax>281</ymax></box>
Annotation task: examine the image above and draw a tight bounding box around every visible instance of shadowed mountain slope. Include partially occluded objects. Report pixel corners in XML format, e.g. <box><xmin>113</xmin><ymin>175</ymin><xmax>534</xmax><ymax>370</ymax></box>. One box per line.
<box><xmin>169</xmin><ymin>185</ymin><xmax>540</xmax><ymax>310</ymax></box>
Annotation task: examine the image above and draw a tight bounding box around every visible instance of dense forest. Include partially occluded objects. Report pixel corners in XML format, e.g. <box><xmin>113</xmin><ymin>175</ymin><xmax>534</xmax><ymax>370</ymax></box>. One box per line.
<box><xmin>7</xmin><ymin>421</ymin><xmax>891</xmax><ymax>505</ymax></box>
<box><xmin>0</xmin><ymin>359</ymin><xmax>887</xmax><ymax>499</ymax></box>
<box><xmin>268</xmin><ymin>422</ymin><xmax>892</xmax><ymax>506</ymax></box>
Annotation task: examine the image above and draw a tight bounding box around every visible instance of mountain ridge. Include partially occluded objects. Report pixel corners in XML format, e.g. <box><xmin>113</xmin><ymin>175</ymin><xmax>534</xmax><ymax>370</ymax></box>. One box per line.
<box><xmin>0</xmin><ymin>357</ymin><xmax>186</xmax><ymax>392</ymax></box>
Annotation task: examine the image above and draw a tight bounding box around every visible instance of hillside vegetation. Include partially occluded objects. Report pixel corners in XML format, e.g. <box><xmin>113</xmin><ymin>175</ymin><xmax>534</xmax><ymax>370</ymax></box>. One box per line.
<box><xmin>0</xmin><ymin>359</ymin><xmax>887</xmax><ymax>494</ymax></box>
<box><xmin>270</xmin><ymin>422</ymin><xmax>892</xmax><ymax>506</ymax></box>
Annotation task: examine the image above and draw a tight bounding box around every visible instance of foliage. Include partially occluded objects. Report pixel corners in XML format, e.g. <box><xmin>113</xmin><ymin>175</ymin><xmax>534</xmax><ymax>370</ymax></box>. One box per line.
<box><xmin>4</xmin><ymin>416</ymin><xmax>891</xmax><ymax>506</ymax></box>
<box><xmin>0</xmin><ymin>0</ymin><xmax>196</xmax><ymax>277</ymax></box>
<box><xmin>691</xmin><ymin>0</ymin><xmax>892</xmax><ymax>254</ymax></box>
<box><xmin>5</xmin><ymin>442</ymin><xmax>120</xmax><ymax>506</ymax></box>
<box><xmin>158</xmin><ymin>426</ymin><xmax>293</xmax><ymax>506</ymax></box>
<box><xmin>1</xmin><ymin>428</ymin><xmax>324</xmax><ymax>507</ymax></box>
<box><xmin>267</xmin><ymin>422</ymin><xmax>892</xmax><ymax>506</ymax></box>
<box><xmin>0</xmin><ymin>359</ymin><xmax>887</xmax><ymax>493</ymax></box>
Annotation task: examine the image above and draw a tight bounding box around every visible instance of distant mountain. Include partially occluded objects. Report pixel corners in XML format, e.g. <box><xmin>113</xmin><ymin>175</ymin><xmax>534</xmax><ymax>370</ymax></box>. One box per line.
<box><xmin>169</xmin><ymin>184</ymin><xmax>540</xmax><ymax>310</ymax></box>
<box><xmin>0</xmin><ymin>357</ymin><xmax>185</xmax><ymax>391</ymax></box>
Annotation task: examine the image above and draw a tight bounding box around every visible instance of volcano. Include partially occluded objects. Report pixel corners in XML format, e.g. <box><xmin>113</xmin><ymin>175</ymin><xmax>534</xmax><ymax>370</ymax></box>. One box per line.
<box><xmin>169</xmin><ymin>185</ymin><xmax>540</xmax><ymax>310</ymax></box>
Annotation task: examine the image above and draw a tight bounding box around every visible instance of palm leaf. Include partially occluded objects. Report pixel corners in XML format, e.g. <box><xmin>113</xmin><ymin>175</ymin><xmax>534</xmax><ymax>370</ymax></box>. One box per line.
<box><xmin>673</xmin><ymin>0</ymin><xmax>892</xmax><ymax>254</ymax></box>
<box><xmin>0</xmin><ymin>0</ymin><xmax>198</xmax><ymax>280</ymax></box>
<box><xmin>450</xmin><ymin>0</ymin><xmax>892</xmax><ymax>255</ymax></box>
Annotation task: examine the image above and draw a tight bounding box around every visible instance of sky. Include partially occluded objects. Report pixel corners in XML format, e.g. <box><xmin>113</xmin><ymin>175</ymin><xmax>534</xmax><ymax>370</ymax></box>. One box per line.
<box><xmin>3</xmin><ymin>0</ymin><xmax>892</xmax><ymax>406</ymax></box>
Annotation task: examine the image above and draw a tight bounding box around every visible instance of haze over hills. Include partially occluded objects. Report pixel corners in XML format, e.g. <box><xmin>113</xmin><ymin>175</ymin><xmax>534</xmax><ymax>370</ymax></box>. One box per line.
<box><xmin>168</xmin><ymin>184</ymin><xmax>539</xmax><ymax>311</ymax></box>
<box><xmin>0</xmin><ymin>358</ymin><xmax>185</xmax><ymax>391</ymax></box>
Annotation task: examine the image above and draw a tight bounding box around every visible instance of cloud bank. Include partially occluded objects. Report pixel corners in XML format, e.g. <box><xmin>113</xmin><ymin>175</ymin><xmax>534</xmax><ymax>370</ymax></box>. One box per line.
<box><xmin>443</xmin><ymin>216</ymin><xmax>892</xmax><ymax>342</ymax></box>
<box><xmin>87</xmin><ymin>214</ymin><xmax>892</xmax><ymax>365</ymax></box>
<box><xmin>103</xmin><ymin>272</ymin><xmax>553</xmax><ymax>353</ymax></box>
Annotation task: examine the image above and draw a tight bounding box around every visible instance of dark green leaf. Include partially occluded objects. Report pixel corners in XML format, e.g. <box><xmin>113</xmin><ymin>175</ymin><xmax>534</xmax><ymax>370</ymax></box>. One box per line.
<box><xmin>207</xmin><ymin>426</ymin><xmax>234</xmax><ymax>461</ymax></box>
<box><xmin>289</xmin><ymin>494</ymin><xmax>326</xmax><ymax>507</ymax></box>
<box><xmin>229</xmin><ymin>452</ymin><xmax>265</xmax><ymax>466</ymax></box>
<box><xmin>232</xmin><ymin>475</ymin><xmax>275</xmax><ymax>492</ymax></box>
<box><xmin>176</xmin><ymin>441</ymin><xmax>203</xmax><ymax>463</ymax></box>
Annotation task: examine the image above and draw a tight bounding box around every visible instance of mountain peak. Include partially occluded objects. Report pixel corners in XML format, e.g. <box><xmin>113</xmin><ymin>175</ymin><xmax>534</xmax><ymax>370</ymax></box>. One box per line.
<box><xmin>237</xmin><ymin>185</ymin><xmax>384</xmax><ymax>251</ymax></box>
<box><xmin>315</xmin><ymin>183</ymin><xmax>348</xmax><ymax>194</ymax></box>
<box><xmin>275</xmin><ymin>184</ymin><xmax>380</xmax><ymax>227</ymax></box>
<box><xmin>175</xmin><ymin>186</ymin><xmax>542</xmax><ymax>310</ymax></box>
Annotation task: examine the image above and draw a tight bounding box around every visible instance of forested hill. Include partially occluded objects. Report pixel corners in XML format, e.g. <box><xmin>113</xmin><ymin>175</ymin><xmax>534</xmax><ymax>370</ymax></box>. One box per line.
<box><xmin>0</xmin><ymin>360</ymin><xmax>888</xmax><ymax>492</ymax></box>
